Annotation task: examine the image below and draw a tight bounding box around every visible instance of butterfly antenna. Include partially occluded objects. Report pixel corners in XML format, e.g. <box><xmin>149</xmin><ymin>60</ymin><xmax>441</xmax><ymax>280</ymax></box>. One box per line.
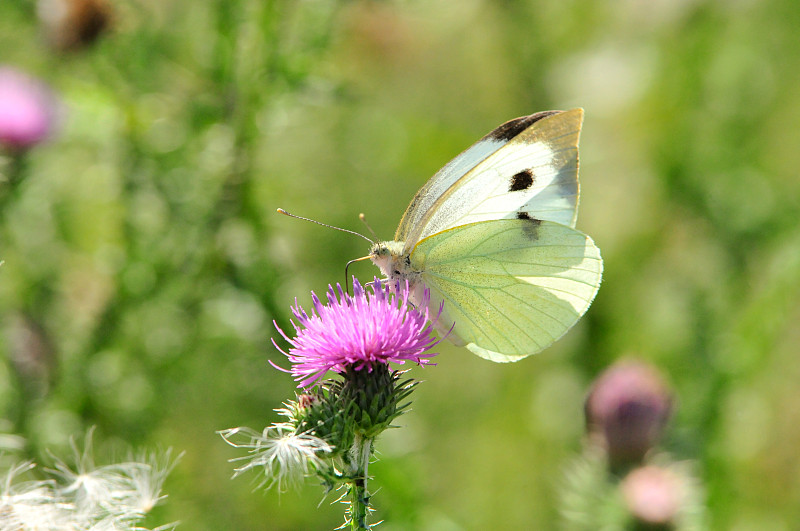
<box><xmin>358</xmin><ymin>213</ymin><xmax>379</xmax><ymax>241</ymax></box>
<box><xmin>277</xmin><ymin>208</ymin><xmax>375</xmax><ymax>244</ymax></box>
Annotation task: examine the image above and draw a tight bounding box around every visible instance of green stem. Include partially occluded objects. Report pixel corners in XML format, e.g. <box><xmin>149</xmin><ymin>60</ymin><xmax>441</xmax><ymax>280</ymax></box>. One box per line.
<box><xmin>1</xmin><ymin>151</ymin><xmax>27</xmax><ymax>210</ymax></box>
<box><xmin>348</xmin><ymin>433</ymin><xmax>373</xmax><ymax>530</ymax></box>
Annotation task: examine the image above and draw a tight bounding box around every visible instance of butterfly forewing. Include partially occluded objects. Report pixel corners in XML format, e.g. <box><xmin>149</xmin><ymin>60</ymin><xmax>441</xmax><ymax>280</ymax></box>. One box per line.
<box><xmin>410</xmin><ymin>218</ymin><xmax>602</xmax><ymax>362</ymax></box>
<box><xmin>399</xmin><ymin>109</ymin><xmax>584</xmax><ymax>251</ymax></box>
<box><xmin>394</xmin><ymin>110</ymin><xmax>562</xmax><ymax>243</ymax></box>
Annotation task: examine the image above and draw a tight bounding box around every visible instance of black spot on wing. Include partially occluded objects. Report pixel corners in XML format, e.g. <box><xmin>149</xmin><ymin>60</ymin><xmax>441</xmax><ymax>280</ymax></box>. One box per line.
<box><xmin>509</xmin><ymin>169</ymin><xmax>535</xmax><ymax>192</ymax></box>
<box><xmin>486</xmin><ymin>110</ymin><xmax>562</xmax><ymax>142</ymax></box>
<box><xmin>516</xmin><ymin>212</ymin><xmax>542</xmax><ymax>239</ymax></box>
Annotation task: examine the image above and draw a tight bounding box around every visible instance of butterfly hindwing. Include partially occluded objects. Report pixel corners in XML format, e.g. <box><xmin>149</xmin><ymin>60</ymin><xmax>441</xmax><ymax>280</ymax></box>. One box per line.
<box><xmin>410</xmin><ymin>218</ymin><xmax>602</xmax><ymax>362</ymax></box>
<box><xmin>399</xmin><ymin>109</ymin><xmax>584</xmax><ymax>251</ymax></box>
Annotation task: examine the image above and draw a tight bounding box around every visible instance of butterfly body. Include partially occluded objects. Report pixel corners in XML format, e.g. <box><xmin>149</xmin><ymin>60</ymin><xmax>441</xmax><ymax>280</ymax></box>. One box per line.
<box><xmin>369</xmin><ymin>109</ymin><xmax>602</xmax><ymax>363</ymax></box>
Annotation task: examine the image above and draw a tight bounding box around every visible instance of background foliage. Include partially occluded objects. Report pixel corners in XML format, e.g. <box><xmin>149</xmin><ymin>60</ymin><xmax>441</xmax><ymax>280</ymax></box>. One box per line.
<box><xmin>2</xmin><ymin>0</ymin><xmax>800</xmax><ymax>529</ymax></box>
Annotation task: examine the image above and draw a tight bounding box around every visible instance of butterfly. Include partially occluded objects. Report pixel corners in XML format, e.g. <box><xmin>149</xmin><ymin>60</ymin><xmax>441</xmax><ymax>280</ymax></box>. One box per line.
<box><xmin>368</xmin><ymin>109</ymin><xmax>602</xmax><ymax>362</ymax></box>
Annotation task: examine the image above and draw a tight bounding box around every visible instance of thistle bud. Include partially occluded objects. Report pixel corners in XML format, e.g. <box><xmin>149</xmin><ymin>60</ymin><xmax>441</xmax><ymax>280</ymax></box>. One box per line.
<box><xmin>297</xmin><ymin>393</ymin><xmax>318</xmax><ymax>410</ymax></box>
<box><xmin>621</xmin><ymin>465</ymin><xmax>683</xmax><ymax>528</ymax></box>
<box><xmin>37</xmin><ymin>0</ymin><xmax>112</xmax><ymax>52</ymax></box>
<box><xmin>585</xmin><ymin>360</ymin><xmax>673</xmax><ymax>467</ymax></box>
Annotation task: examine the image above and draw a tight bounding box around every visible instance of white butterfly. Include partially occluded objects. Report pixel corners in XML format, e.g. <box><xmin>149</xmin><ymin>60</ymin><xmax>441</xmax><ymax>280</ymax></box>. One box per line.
<box><xmin>369</xmin><ymin>109</ymin><xmax>602</xmax><ymax>363</ymax></box>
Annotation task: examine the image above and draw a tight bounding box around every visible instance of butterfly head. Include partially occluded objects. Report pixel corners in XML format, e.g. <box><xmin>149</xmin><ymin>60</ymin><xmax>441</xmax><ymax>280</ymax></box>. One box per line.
<box><xmin>369</xmin><ymin>240</ymin><xmax>415</xmax><ymax>282</ymax></box>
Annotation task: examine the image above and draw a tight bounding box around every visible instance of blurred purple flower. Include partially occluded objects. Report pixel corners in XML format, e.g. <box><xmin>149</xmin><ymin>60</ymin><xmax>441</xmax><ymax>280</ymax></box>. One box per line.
<box><xmin>585</xmin><ymin>359</ymin><xmax>673</xmax><ymax>466</ymax></box>
<box><xmin>273</xmin><ymin>278</ymin><xmax>441</xmax><ymax>388</ymax></box>
<box><xmin>0</xmin><ymin>67</ymin><xmax>58</xmax><ymax>150</ymax></box>
<box><xmin>621</xmin><ymin>465</ymin><xmax>684</xmax><ymax>526</ymax></box>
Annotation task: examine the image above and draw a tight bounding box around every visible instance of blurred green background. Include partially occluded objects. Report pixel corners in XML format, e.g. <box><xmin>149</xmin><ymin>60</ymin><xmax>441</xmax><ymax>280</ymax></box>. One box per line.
<box><xmin>2</xmin><ymin>0</ymin><xmax>800</xmax><ymax>529</ymax></box>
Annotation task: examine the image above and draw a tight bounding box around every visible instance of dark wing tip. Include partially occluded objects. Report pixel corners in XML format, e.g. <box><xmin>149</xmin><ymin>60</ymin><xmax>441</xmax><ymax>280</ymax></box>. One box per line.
<box><xmin>485</xmin><ymin>110</ymin><xmax>563</xmax><ymax>142</ymax></box>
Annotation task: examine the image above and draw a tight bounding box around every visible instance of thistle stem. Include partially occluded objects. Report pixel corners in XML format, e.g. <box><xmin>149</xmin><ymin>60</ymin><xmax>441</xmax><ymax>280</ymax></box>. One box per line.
<box><xmin>348</xmin><ymin>433</ymin><xmax>373</xmax><ymax>530</ymax></box>
<box><xmin>1</xmin><ymin>151</ymin><xmax>27</xmax><ymax>209</ymax></box>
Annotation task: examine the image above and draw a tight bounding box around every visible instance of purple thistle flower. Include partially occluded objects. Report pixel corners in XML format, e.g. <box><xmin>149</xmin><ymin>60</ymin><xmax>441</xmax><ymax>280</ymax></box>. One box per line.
<box><xmin>0</xmin><ymin>67</ymin><xmax>58</xmax><ymax>151</ymax></box>
<box><xmin>273</xmin><ymin>277</ymin><xmax>441</xmax><ymax>388</ymax></box>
